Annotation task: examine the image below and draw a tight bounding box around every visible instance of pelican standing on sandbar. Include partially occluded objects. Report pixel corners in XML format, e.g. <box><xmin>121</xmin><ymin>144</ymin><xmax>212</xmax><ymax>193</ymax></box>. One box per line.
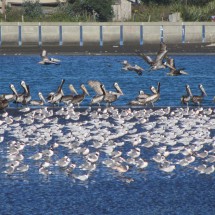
<box><xmin>88</xmin><ymin>80</ymin><xmax>105</xmax><ymax>106</ymax></box>
<box><xmin>181</xmin><ymin>84</ymin><xmax>193</xmax><ymax>106</ymax></box>
<box><xmin>47</xmin><ymin>79</ymin><xmax>65</xmax><ymax>105</ymax></box>
<box><xmin>101</xmin><ymin>82</ymin><xmax>123</xmax><ymax>106</ymax></box>
<box><xmin>61</xmin><ymin>84</ymin><xmax>78</xmax><ymax>105</ymax></box>
<box><xmin>30</xmin><ymin>92</ymin><xmax>46</xmax><ymax>106</ymax></box>
<box><xmin>191</xmin><ymin>84</ymin><xmax>207</xmax><ymax>106</ymax></box>
<box><xmin>71</xmin><ymin>84</ymin><xmax>89</xmax><ymax>107</ymax></box>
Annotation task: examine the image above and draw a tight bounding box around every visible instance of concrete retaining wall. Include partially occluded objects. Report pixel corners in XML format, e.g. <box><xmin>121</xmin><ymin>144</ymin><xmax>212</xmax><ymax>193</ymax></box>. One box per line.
<box><xmin>0</xmin><ymin>22</ymin><xmax>215</xmax><ymax>46</ymax></box>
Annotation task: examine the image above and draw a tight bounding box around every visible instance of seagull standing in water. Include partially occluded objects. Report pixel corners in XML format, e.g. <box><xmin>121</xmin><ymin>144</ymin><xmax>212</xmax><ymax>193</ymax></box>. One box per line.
<box><xmin>55</xmin><ymin>156</ymin><xmax>71</xmax><ymax>168</ymax></box>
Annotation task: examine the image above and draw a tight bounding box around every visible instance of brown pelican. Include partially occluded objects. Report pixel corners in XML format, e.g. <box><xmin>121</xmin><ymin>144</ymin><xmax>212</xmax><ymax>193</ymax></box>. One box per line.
<box><xmin>88</xmin><ymin>80</ymin><xmax>105</xmax><ymax>106</ymax></box>
<box><xmin>3</xmin><ymin>94</ymin><xmax>15</xmax><ymax>103</ymax></box>
<box><xmin>10</xmin><ymin>84</ymin><xmax>21</xmax><ymax>104</ymax></box>
<box><xmin>128</xmin><ymin>83</ymin><xmax>159</xmax><ymax>106</ymax></box>
<box><xmin>29</xmin><ymin>92</ymin><xmax>46</xmax><ymax>106</ymax></box>
<box><xmin>181</xmin><ymin>84</ymin><xmax>193</xmax><ymax>106</ymax></box>
<box><xmin>128</xmin><ymin>90</ymin><xmax>150</xmax><ymax>106</ymax></box>
<box><xmin>191</xmin><ymin>84</ymin><xmax>207</xmax><ymax>106</ymax></box>
<box><xmin>100</xmin><ymin>84</ymin><xmax>123</xmax><ymax>106</ymax></box>
<box><xmin>10</xmin><ymin>81</ymin><xmax>29</xmax><ymax>105</ymax></box>
<box><xmin>142</xmin><ymin>82</ymin><xmax>161</xmax><ymax>106</ymax></box>
<box><xmin>122</xmin><ymin>61</ymin><xmax>143</xmax><ymax>76</ymax></box>
<box><xmin>122</xmin><ymin>60</ymin><xmax>133</xmax><ymax>69</ymax></box>
<box><xmin>89</xmin><ymin>81</ymin><xmax>123</xmax><ymax>106</ymax></box>
<box><xmin>136</xmin><ymin>42</ymin><xmax>168</xmax><ymax>71</ymax></box>
<box><xmin>137</xmin><ymin>90</ymin><xmax>150</xmax><ymax>100</ymax></box>
<box><xmin>165</xmin><ymin>58</ymin><xmax>188</xmax><ymax>76</ymax></box>
<box><xmin>61</xmin><ymin>84</ymin><xmax>78</xmax><ymax>105</ymax></box>
<box><xmin>71</xmin><ymin>84</ymin><xmax>89</xmax><ymax>107</ymax></box>
<box><xmin>21</xmin><ymin>81</ymin><xmax>31</xmax><ymax>105</ymax></box>
<box><xmin>0</xmin><ymin>97</ymin><xmax>9</xmax><ymax>110</ymax></box>
<box><xmin>132</xmin><ymin>65</ymin><xmax>144</xmax><ymax>75</ymax></box>
<box><xmin>47</xmin><ymin>79</ymin><xmax>65</xmax><ymax>105</ymax></box>
<box><xmin>0</xmin><ymin>84</ymin><xmax>16</xmax><ymax>103</ymax></box>
<box><xmin>39</xmin><ymin>49</ymin><xmax>61</xmax><ymax>65</ymax></box>
<box><xmin>109</xmin><ymin>82</ymin><xmax>124</xmax><ymax>97</ymax></box>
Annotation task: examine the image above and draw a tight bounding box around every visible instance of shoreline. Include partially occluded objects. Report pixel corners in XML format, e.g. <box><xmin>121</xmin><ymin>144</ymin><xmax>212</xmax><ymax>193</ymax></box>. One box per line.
<box><xmin>0</xmin><ymin>43</ymin><xmax>215</xmax><ymax>55</ymax></box>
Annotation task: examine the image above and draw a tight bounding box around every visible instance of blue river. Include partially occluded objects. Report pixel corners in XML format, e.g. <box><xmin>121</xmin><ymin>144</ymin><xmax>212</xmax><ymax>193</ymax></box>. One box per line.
<box><xmin>0</xmin><ymin>54</ymin><xmax>214</xmax><ymax>215</ymax></box>
<box><xmin>0</xmin><ymin>54</ymin><xmax>214</xmax><ymax>107</ymax></box>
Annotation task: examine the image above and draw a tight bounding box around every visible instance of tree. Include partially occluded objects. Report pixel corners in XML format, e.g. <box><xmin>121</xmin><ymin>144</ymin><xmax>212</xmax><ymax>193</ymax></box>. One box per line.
<box><xmin>69</xmin><ymin>0</ymin><xmax>114</xmax><ymax>21</ymax></box>
<box><xmin>23</xmin><ymin>0</ymin><xmax>43</xmax><ymax>20</ymax></box>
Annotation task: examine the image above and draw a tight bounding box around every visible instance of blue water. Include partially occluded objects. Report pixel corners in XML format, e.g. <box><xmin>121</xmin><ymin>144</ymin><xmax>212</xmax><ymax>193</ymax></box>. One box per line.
<box><xmin>0</xmin><ymin>55</ymin><xmax>215</xmax><ymax>215</ymax></box>
<box><xmin>0</xmin><ymin>54</ymin><xmax>215</xmax><ymax>107</ymax></box>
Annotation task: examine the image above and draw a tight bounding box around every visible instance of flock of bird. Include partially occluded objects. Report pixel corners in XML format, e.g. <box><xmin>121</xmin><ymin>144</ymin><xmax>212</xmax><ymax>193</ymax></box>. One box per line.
<box><xmin>121</xmin><ymin>42</ymin><xmax>209</xmax><ymax>106</ymax></box>
<box><xmin>0</xmin><ymin>78</ymin><xmax>208</xmax><ymax>110</ymax></box>
<box><xmin>122</xmin><ymin>42</ymin><xmax>188</xmax><ymax>76</ymax></box>
<box><xmin>0</xmin><ymin>105</ymin><xmax>215</xmax><ymax>182</ymax></box>
<box><xmin>0</xmin><ymin>43</ymin><xmax>210</xmax><ymax>109</ymax></box>
<box><xmin>0</xmin><ymin>78</ymin><xmax>161</xmax><ymax>110</ymax></box>
<box><xmin>0</xmin><ymin>44</ymin><xmax>214</xmax><ymax>183</ymax></box>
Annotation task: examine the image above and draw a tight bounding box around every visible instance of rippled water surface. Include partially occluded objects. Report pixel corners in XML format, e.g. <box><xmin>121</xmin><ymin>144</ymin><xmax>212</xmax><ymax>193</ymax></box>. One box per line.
<box><xmin>0</xmin><ymin>55</ymin><xmax>215</xmax><ymax>215</ymax></box>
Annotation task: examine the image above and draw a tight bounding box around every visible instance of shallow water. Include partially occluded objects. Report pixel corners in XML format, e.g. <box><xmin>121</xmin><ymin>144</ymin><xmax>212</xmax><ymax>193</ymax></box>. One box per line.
<box><xmin>0</xmin><ymin>54</ymin><xmax>215</xmax><ymax>107</ymax></box>
<box><xmin>0</xmin><ymin>55</ymin><xmax>215</xmax><ymax>215</ymax></box>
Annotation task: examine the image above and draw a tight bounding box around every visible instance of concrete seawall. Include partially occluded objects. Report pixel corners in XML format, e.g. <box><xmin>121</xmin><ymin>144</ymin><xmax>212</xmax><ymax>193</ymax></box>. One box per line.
<box><xmin>1</xmin><ymin>22</ymin><xmax>215</xmax><ymax>47</ymax></box>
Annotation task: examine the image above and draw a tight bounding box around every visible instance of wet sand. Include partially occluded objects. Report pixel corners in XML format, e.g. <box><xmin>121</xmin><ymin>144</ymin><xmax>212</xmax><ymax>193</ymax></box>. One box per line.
<box><xmin>0</xmin><ymin>42</ymin><xmax>215</xmax><ymax>55</ymax></box>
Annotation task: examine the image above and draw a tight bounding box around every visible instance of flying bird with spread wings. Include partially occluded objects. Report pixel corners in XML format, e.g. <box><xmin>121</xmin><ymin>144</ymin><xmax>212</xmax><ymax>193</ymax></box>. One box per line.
<box><xmin>136</xmin><ymin>42</ymin><xmax>168</xmax><ymax>71</ymax></box>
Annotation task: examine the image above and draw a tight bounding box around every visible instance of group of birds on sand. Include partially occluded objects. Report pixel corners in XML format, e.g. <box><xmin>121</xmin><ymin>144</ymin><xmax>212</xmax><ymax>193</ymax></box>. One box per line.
<box><xmin>122</xmin><ymin>42</ymin><xmax>188</xmax><ymax>76</ymax></box>
<box><xmin>1</xmin><ymin>104</ymin><xmax>215</xmax><ymax>181</ymax></box>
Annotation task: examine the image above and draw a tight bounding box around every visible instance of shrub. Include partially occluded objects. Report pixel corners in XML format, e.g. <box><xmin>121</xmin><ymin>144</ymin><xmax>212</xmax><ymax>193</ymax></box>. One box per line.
<box><xmin>171</xmin><ymin>0</ymin><xmax>215</xmax><ymax>21</ymax></box>
<box><xmin>132</xmin><ymin>3</ymin><xmax>171</xmax><ymax>21</ymax></box>
<box><xmin>74</xmin><ymin>0</ymin><xmax>114</xmax><ymax>22</ymax></box>
<box><xmin>4</xmin><ymin>7</ymin><xmax>23</xmax><ymax>22</ymax></box>
<box><xmin>23</xmin><ymin>0</ymin><xmax>43</xmax><ymax>21</ymax></box>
